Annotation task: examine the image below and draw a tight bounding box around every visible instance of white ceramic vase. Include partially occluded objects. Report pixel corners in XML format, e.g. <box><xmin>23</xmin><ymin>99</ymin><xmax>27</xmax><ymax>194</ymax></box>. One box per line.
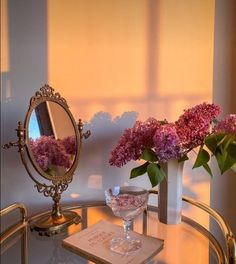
<box><xmin>158</xmin><ymin>159</ymin><xmax>184</xmax><ymax>225</ymax></box>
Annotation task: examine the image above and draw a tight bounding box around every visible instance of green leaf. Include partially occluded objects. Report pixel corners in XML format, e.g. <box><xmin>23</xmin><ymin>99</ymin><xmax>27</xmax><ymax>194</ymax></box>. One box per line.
<box><xmin>205</xmin><ymin>133</ymin><xmax>228</xmax><ymax>153</ymax></box>
<box><xmin>193</xmin><ymin>148</ymin><xmax>210</xmax><ymax>169</ymax></box>
<box><xmin>147</xmin><ymin>163</ymin><xmax>165</xmax><ymax>187</ymax></box>
<box><xmin>141</xmin><ymin>148</ymin><xmax>158</xmax><ymax>162</ymax></box>
<box><xmin>46</xmin><ymin>168</ymin><xmax>56</xmax><ymax>177</ymax></box>
<box><xmin>231</xmin><ymin>163</ymin><xmax>236</xmax><ymax>173</ymax></box>
<box><xmin>222</xmin><ymin>156</ymin><xmax>235</xmax><ymax>174</ymax></box>
<box><xmin>215</xmin><ymin>151</ymin><xmax>236</xmax><ymax>174</ymax></box>
<box><xmin>205</xmin><ymin>134</ymin><xmax>219</xmax><ymax>153</ymax></box>
<box><xmin>215</xmin><ymin>152</ymin><xmax>224</xmax><ymax>173</ymax></box>
<box><xmin>227</xmin><ymin>142</ymin><xmax>236</xmax><ymax>160</ymax></box>
<box><xmin>203</xmin><ymin>163</ymin><xmax>213</xmax><ymax>177</ymax></box>
<box><xmin>178</xmin><ymin>154</ymin><xmax>189</xmax><ymax>162</ymax></box>
<box><xmin>130</xmin><ymin>162</ymin><xmax>149</xmax><ymax>179</ymax></box>
<box><xmin>219</xmin><ymin>134</ymin><xmax>235</xmax><ymax>153</ymax></box>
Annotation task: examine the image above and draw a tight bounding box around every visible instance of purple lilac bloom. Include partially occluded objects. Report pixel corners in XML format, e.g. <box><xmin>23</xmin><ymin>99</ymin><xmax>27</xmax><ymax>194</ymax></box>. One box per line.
<box><xmin>175</xmin><ymin>103</ymin><xmax>221</xmax><ymax>151</ymax></box>
<box><xmin>35</xmin><ymin>154</ymin><xmax>50</xmax><ymax>171</ymax></box>
<box><xmin>153</xmin><ymin>123</ymin><xmax>182</xmax><ymax>163</ymax></box>
<box><xmin>214</xmin><ymin>114</ymin><xmax>236</xmax><ymax>134</ymax></box>
<box><xmin>61</xmin><ymin>135</ymin><xmax>77</xmax><ymax>155</ymax></box>
<box><xmin>30</xmin><ymin>136</ymin><xmax>72</xmax><ymax>171</ymax></box>
<box><xmin>109</xmin><ymin>118</ymin><xmax>162</xmax><ymax>167</ymax></box>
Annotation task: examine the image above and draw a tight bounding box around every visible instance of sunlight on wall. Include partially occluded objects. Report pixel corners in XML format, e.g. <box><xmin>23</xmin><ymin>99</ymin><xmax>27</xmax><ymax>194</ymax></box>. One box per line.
<box><xmin>47</xmin><ymin>1</ymin><xmax>215</xmax><ymax>255</ymax></box>
<box><xmin>48</xmin><ymin>0</ymin><xmax>147</xmax><ymax>102</ymax></box>
<box><xmin>156</xmin><ymin>1</ymin><xmax>215</xmax><ymax>98</ymax></box>
<box><xmin>1</xmin><ymin>0</ymin><xmax>9</xmax><ymax>72</ymax></box>
<box><xmin>48</xmin><ymin>0</ymin><xmax>214</xmax><ymax>122</ymax></box>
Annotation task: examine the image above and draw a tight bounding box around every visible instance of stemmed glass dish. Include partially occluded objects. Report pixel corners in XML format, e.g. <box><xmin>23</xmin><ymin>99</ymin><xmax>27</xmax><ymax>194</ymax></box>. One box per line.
<box><xmin>105</xmin><ymin>186</ymin><xmax>149</xmax><ymax>255</ymax></box>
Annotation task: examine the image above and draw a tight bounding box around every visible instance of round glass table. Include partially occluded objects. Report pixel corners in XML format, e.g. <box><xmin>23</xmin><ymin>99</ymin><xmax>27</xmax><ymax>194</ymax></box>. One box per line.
<box><xmin>1</xmin><ymin>197</ymin><xmax>235</xmax><ymax>264</ymax></box>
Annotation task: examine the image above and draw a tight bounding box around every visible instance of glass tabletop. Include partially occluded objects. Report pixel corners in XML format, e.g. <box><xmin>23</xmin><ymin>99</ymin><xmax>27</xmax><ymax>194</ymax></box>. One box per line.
<box><xmin>1</xmin><ymin>203</ymin><xmax>221</xmax><ymax>264</ymax></box>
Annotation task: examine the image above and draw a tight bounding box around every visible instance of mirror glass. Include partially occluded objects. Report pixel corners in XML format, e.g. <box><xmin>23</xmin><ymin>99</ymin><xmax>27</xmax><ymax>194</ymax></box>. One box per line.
<box><xmin>28</xmin><ymin>101</ymin><xmax>77</xmax><ymax>177</ymax></box>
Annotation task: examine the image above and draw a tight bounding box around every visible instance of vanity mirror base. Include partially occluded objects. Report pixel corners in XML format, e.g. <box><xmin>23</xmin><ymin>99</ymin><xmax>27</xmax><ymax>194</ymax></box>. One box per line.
<box><xmin>29</xmin><ymin>210</ymin><xmax>81</xmax><ymax>236</ymax></box>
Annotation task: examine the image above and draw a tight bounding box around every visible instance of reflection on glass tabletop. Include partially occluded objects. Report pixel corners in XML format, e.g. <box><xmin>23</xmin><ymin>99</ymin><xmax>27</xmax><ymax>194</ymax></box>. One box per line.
<box><xmin>1</xmin><ymin>203</ymin><xmax>222</xmax><ymax>264</ymax></box>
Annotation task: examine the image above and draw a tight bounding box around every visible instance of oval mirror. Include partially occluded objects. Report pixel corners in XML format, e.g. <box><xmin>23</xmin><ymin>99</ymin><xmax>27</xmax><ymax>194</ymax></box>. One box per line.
<box><xmin>2</xmin><ymin>85</ymin><xmax>89</xmax><ymax>236</ymax></box>
<box><xmin>25</xmin><ymin>99</ymin><xmax>80</xmax><ymax>181</ymax></box>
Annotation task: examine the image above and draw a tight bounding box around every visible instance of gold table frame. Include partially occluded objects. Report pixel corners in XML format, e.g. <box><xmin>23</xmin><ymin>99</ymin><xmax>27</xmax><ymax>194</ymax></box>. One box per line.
<box><xmin>1</xmin><ymin>193</ymin><xmax>236</xmax><ymax>264</ymax></box>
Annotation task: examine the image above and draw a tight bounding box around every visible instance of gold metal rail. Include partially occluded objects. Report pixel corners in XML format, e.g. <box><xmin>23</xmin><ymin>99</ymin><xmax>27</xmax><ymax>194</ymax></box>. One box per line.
<box><xmin>182</xmin><ymin>195</ymin><xmax>236</xmax><ymax>264</ymax></box>
<box><xmin>30</xmin><ymin>198</ymin><xmax>235</xmax><ymax>263</ymax></box>
<box><xmin>0</xmin><ymin>203</ymin><xmax>28</xmax><ymax>264</ymax></box>
<box><xmin>149</xmin><ymin>190</ymin><xmax>236</xmax><ymax>264</ymax></box>
<box><xmin>9</xmin><ymin>195</ymin><xmax>234</xmax><ymax>264</ymax></box>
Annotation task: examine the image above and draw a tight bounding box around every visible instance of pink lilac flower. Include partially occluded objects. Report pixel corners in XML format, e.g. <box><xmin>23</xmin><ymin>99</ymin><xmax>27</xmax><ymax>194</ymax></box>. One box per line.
<box><xmin>113</xmin><ymin>194</ymin><xmax>147</xmax><ymax>209</ymax></box>
<box><xmin>109</xmin><ymin>118</ymin><xmax>162</xmax><ymax>167</ymax></box>
<box><xmin>61</xmin><ymin>135</ymin><xmax>77</xmax><ymax>155</ymax></box>
<box><xmin>214</xmin><ymin>114</ymin><xmax>236</xmax><ymax>134</ymax></box>
<box><xmin>35</xmin><ymin>154</ymin><xmax>50</xmax><ymax>171</ymax></box>
<box><xmin>175</xmin><ymin>103</ymin><xmax>221</xmax><ymax>151</ymax></box>
<box><xmin>109</xmin><ymin>103</ymin><xmax>222</xmax><ymax>168</ymax></box>
<box><xmin>30</xmin><ymin>136</ymin><xmax>72</xmax><ymax>172</ymax></box>
<box><xmin>153</xmin><ymin>123</ymin><xmax>182</xmax><ymax>163</ymax></box>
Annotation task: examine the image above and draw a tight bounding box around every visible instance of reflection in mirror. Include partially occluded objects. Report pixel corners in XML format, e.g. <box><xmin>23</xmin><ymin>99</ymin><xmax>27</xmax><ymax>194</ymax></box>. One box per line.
<box><xmin>28</xmin><ymin>101</ymin><xmax>77</xmax><ymax>177</ymax></box>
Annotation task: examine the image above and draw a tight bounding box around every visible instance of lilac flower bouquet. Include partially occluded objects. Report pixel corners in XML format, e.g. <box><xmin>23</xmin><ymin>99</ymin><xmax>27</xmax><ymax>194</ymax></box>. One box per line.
<box><xmin>30</xmin><ymin>135</ymin><xmax>76</xmax><ymax>176</ymax></box>
<box><xmin>109</xmin><ymin>103</ymin><xmax>236</xmax><ymax>187</ymax></box>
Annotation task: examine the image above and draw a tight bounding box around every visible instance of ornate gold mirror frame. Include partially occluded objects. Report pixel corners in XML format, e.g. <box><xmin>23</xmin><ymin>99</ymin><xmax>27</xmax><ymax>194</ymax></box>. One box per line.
<box><xmin>2</xmin><ymin>85</ymin><xmax>90</xmax><ymax>236</ymax></box>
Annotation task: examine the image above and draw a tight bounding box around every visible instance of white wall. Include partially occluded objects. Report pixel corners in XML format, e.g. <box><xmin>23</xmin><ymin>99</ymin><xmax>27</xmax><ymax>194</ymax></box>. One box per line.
<box><xmin>1</xmin><ymin>0</ymin><xmax>49</xmax><ymax>214</ymax></box>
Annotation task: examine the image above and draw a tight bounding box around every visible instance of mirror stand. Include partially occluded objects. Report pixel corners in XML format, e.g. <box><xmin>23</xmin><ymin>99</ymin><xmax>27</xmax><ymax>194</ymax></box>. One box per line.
<box><xmin>3</xmin><ymin>120</ymin><xmax>84</xmax><ymax>236</ymax></box>
<box><xmin>2</xmin><ymin>85</ymin><xmax>90</xmax><ymax>236</ymax></box>
<box><xmin>29</xmin><ymin>184</ymin><xmax>81</xmax><ymax>236</ymax></box>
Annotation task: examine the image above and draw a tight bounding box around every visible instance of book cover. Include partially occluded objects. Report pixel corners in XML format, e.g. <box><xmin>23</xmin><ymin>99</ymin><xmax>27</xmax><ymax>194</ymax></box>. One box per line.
<box><xmin>62</xmin><ymin>220</ymin><xmax>164</xmax><ymax>264</ymax></box>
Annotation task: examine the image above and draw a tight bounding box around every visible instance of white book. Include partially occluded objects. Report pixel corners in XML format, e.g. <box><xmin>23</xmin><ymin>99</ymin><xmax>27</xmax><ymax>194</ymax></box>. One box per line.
<box><xmin>62</xmin><ymin>220</ymin><xmax>164</xmax><ymax>264</ymax></box>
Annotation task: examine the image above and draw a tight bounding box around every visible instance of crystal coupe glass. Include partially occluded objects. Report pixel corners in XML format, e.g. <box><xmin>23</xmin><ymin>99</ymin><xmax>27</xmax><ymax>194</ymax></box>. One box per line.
<box><xmin>105</xmin><ymin>186</ymin><xmax>149</xmax><ymax>255</ymax></box>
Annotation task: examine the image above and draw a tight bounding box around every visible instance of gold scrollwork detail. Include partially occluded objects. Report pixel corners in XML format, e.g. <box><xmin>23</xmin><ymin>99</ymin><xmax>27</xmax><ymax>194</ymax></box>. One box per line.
<box><xmin>30</xmin><ymin>84</ymin><xmax>68</xmax><ymax>108</ymax></box>
<box><xmin>51</xmin><ymin>174</ymin><xmax>73</xmax><ymax>186</ymax></box>
<box><xmin>2</xmin><ymin>141</ymin><xmax>19</xmax><ymax>149</ymax></box>
<box><xmin>2</xmin><ymin>121</ymin><xmax>26</xmax><ymax>152</ymax></box>
<box><xmin>78</xmin><ymin>119</ymin><xmax>91</xmax><ymax>139</ymax></box>
<box><xmin>35</xmin><ymin>181</ymin><xmax>69</xmax><ymax>198</ymax></box>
